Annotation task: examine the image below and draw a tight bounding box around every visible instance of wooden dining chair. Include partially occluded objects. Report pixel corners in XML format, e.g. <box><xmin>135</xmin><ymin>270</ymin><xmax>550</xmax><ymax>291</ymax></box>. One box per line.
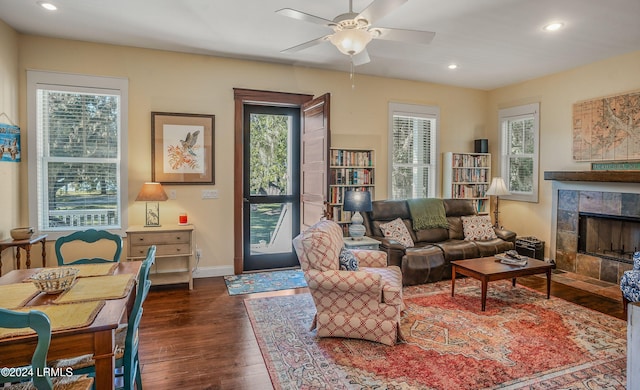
<box><xmin>0</xmin><ymin>308</ymin><xmax>94</xmax><ymax>390</ymax></box>
<box><xmin>55</xmin><ymin>229</ymin><xmax>123</xmax><ymax>266</ymax></box>
<box><xmin>50</xmin><ymin>245</ymin><xmax>157</xmax><ymax>390</ymax></box>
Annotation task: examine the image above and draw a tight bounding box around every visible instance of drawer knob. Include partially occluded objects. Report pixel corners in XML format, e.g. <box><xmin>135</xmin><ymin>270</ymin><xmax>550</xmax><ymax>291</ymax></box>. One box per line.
<box><xmin>176</xmin><ymin>237</ymin><xmax>181</xmax><ymax>240</ymax></box>
<box><xmin>138</xmin><ymin>238</ymin><xmax>144</xmax><ymax>241</ymax></box>
<box><xmin>176</xmin><ymin>248</ymin><xmax>181</xmax><ymax>252</ymax></box>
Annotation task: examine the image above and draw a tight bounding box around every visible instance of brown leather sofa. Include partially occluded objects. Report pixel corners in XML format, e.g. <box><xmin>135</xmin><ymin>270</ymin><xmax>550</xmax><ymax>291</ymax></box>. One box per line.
<box><xmin>363</xmin><ymin>198</ymin><xmax>516</xmax><ymax>283</ymax></box>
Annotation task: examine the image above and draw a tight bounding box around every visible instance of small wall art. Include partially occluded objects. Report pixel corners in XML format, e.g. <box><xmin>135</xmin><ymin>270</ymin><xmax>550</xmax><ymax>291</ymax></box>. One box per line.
<box><xmin>0</xmin><ymin>122</ymin><xmax>20</xmax><ymax>162</ymax></box>
<box><xmin>151</xmin><ymin>112</ymin><xmax>215</xmax><ymax>184</ymax></box>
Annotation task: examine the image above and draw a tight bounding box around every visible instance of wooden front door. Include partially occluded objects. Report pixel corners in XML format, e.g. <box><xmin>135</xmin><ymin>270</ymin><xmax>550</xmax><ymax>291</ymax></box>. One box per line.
<box><xmin>300</xmin><ymin>94</ymin><xmax>331</xmax><ymax>230</ymax></box>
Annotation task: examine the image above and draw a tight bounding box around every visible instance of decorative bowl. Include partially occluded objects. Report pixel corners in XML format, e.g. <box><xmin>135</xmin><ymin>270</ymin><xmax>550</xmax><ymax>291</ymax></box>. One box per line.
<box><xmin>30</xmin><ymin>268</ymin><xmax>79</xmax><ymax>294</ymax></box>
<box><xmin>10</xmin><ymin>227</ymin><xmax>34</xmax><ymax>240</ymax></box>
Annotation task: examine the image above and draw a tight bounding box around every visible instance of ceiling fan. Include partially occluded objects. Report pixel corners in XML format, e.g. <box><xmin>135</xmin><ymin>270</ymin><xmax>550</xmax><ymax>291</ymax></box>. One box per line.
<box><xmin>276</xmin><ymin>0</ymin><xmax>435</xmax><ymax>66</ymax></box>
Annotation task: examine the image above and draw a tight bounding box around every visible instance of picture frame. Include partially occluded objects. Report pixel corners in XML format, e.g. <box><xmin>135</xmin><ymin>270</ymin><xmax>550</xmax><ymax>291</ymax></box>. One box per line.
<box><xmin>151</xmin><ymin>112</ymin><xmax>215</xmax><ymax>184</ymax></box>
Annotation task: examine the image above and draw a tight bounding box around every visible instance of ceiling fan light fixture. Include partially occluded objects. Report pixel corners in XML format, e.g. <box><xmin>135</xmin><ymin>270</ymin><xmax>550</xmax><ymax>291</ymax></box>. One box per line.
<box><xmin>37</xmin><ymin>1</ymin><xmax>57</xmax><ymax>11</ymax></box>
<box><xmin>329</xmin><ymin>28</ymin><xmax>373</xmax><ymax>56</ymax></box>
<box><xmin>543</xmin><ymin>22</ymin><xmax>564</xmax><ymax>32</ymax></box>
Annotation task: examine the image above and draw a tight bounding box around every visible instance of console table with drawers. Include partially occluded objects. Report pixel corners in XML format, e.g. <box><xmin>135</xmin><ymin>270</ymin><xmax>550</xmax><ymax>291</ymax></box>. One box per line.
<box><xmin>126</xmin><ymin>224</ymin><xmax>194</xmax><ymax>289</ymax></box>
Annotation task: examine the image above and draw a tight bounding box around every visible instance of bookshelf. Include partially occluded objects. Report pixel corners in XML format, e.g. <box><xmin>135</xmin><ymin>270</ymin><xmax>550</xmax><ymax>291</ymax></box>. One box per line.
<box><xmin>442</xmin><ymin>152</ymin><xmax>491</xmax><ymax>215</ymax></box>
<box><xmin>329</xmin><ymin>148</ymin><xmax>375</xmax><ymax>235</ymax></box>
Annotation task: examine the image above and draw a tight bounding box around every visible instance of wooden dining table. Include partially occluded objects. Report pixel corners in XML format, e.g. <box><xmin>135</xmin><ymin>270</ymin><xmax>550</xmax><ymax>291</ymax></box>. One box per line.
<box><xmin>0</xmin><ymin>261</ymin><xmax>142</xmax><ymax>390</ymax></box>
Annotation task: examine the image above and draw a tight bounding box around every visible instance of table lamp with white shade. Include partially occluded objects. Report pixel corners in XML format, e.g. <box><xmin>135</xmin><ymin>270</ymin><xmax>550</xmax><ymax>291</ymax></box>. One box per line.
<box><xmin>485</xmin><ymin>177</ymin><xmax>511</xmax><ymax>228</ymax></box>
<box><xmin>342</xmin><ymin>190</ymin><xmax>372</xmax><ymax>240</ymax></box>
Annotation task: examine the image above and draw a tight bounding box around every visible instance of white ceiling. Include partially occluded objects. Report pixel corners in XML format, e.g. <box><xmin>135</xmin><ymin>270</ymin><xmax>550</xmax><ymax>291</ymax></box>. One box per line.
<box><xmin>1</xmin><ymin>0</ymin><xmax>640</xmax><ymax>90</ymax></box>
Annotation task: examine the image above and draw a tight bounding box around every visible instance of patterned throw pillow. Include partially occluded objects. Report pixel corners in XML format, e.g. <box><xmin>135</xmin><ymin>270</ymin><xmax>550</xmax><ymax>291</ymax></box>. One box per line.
<box><xmin>338</xmin><ymin>247</ymin><xmax>359</xmax><ymax>271</ymax></box>
<box><xmin>379</xmin><ymin>218</ymin><xmax>415</xmax><ymax>248</ymax></box>
<box><xmin>461</xmin><ymin>215</ymin><xmax>498</xmax><ymax>241</ymax></box>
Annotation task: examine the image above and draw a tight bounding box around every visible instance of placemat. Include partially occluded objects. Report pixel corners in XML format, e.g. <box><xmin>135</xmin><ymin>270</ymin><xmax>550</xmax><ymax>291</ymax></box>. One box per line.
<box><xmin>54</xmin><ymin>274</ymin><xmax>135</xmax><ymax>304</ymax></box>
<box><xmin>0</xmin><ymin>300</ymin><xmax>105</xmax><ymax>339</ymax></box>
<box><xmin>0</xmin><ymin>283</ymin><xmax>40</xmax><ymax>309</ymax></box>
<box><xmin>72</xmin><ymin>263</ymin><xmax>118</xmax><ymax>278</ymax></box>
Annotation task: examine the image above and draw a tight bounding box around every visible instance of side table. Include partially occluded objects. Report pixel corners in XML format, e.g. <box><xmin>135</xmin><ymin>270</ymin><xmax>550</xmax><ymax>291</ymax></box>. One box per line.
<box><xmin>126</xmin><ymin>225</ymin><xmax>194</xmax><ymax>290</ymax></box>
<box><xmin>0</xmin><ymin>234</ymin><xmax>48</xmax><ymax>276</ymax></box>
<box><xmin>343</xmin><ymin>236</ymin><xmax>380</xmax><ymax>250</ymax></box>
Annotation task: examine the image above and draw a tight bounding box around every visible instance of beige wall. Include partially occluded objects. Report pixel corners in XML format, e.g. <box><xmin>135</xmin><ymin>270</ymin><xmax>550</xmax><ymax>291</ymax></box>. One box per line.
<box><xmin>0</xmin><ymin>19</ymin><xmax>19</xmax><ymax>248</ymax></box>
<box><xmin>11</xmin><ymin>30</ymin><xmax>639</xmax><ymax>272</ymax></box>
<box><xmin>16</xmin><ymin>35</ymin><xmax>488</xmax><ymax>275</ymax></box>
<box><xmin>487</xmin><ymin>50</ymin><xmax>640</xmax><ymax>258</ymax></box>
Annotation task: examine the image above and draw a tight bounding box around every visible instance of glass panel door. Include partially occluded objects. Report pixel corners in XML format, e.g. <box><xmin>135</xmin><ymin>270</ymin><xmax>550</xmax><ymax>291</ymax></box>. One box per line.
<box><xmin>243</xmin><ymin>105</ymin><xmax>300</xmax><ymax>271</ymax></box>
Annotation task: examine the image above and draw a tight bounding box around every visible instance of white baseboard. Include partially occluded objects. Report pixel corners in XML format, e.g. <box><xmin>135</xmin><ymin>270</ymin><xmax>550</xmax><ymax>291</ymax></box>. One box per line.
<box><xmin>192</xmin><ymin>265</ymin><xmax>234</xmax><ymax>279</ymax></box>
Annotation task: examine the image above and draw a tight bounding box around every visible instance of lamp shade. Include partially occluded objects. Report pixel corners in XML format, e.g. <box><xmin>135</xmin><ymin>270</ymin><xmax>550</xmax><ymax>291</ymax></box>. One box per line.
<box><xmin>486</xmin><ymin>177</ymin><xmax>511</xmax><ymax>196</ymax></box>
<box><xmin>342</xmin><ymin>190</ymin><xmax>372</xmax><ymax>212</ymax></box>
<box><xmin>135</xmin><ymin>182</ymin><xmax>168</xmax><ymax>201</ymax></box>
<box><xmin>329</xmin><ymin>28</ymin><xmax>373</xmax><ymax>55</ymax></box>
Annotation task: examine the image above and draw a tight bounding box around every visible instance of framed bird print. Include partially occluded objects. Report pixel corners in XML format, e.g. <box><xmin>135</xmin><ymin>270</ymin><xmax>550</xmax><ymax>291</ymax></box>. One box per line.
<box><xmin>151</xmin><ymin>112</ymin><xmax>215</xmax><ymax>184</ymax></box>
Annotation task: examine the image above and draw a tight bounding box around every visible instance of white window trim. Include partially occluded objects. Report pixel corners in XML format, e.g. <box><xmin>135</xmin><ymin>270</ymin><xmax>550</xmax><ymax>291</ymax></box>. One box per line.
<box><xmin>498</xmin><ymin>102</ymin><xmax>539</xmax><ymax>203</ymax></box>
<box><xmin>27</xmin><ymin>70</ymin><xmax>129</xmax><ymax>239</ymax></box>
<box><xmin>388</xmin><ymin>102</ymin><xmax>440</xmax><ymax>199</ymax></box>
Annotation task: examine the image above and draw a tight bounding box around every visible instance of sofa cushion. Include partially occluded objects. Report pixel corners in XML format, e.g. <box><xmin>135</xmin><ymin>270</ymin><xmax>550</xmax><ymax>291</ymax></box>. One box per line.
<box><xmin>461</xmin><ymin>215</ymin><xmax>498</xmax><ymax>241</ymax></box>
<box><xmin>339</xmin><ymin>247</ymin><xmax>359</xmax><ymax>271</ymax></box>
<box><xmin>434</xmin><ymin>240</ymin><xmax>480</xmax><ymax>261</ymax></box>
<box><xmin>447</xmin><ymin>216</ymin><xmax>465</xmax><ymax>240</ymax></box>
<box><xmin>443</xmin><ymin>198</ymin><xmax>477</xmax><ymax>217</ymax></box>
<box><xmin>415</xmin><ymin>227</ymin><xmax>449</xmax><ymax>243</ymax></box>
<box><xmin>379</xmin><ymin>218</ymin><xmax>415</xmax><ymax>248</ymax></box>
<box><xmin>475</xmin><ymin>238</ymin><xmax>514</xmax><ymax>257</ymax></box>
<box><xmin>370</xmin><ymin>200</ymin><xmax>412</xmax><ymax>221</ymax></box>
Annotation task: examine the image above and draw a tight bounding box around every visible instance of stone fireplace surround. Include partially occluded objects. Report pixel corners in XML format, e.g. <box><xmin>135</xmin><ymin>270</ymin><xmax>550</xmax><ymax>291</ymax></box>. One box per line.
<box><xmin>553</xmin><ymin>183</ymin><xmax>640</xmax><ymax>285</ymax></box>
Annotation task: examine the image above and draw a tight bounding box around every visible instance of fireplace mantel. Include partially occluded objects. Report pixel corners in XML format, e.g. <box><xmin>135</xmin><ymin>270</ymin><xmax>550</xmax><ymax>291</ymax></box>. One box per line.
<box><xmin>544</xmin><ymin>170</ymin><xmax>640</xmax><ymax>183</ymax></box>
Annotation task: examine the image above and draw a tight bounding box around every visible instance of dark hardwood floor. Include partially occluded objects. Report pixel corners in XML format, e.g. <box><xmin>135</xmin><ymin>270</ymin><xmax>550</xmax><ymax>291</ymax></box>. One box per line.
<box><xmin>138</xmin><ymin>275</ymin><xmax>625</xmax><ymax>390</ymax></box>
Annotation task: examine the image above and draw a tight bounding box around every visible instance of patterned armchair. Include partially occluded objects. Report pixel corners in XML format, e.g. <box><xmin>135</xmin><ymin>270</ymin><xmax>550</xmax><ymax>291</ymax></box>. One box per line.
<box><xmin>620</xmin><ymin>251</ymin><xmax>640</xmax><ymax>316</ymax></box>
<box><xmin>293</xmin><ymin>220</ymin><xmax>404</xmax><ymax>346</ymax></box>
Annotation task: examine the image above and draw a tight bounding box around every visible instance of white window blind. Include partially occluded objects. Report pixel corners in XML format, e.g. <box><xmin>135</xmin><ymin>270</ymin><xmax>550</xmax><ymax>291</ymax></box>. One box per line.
<box><xmin>389</xmin><ymin>103</ymin><xmax>439</xmax><ymax>199</ymax></box>
<box><xmin>499</xmin><ymin>103</ymin><xmax>539</xmax><ymax>203</ymax></box>
<box><xmin>28</xmin><ymin>71</ymin><xmax>128</xmax><ymax>235</ymax></box>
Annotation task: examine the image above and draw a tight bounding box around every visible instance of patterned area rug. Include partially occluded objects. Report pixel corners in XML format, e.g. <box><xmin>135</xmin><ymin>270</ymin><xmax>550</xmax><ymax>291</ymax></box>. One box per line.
<box><xmin>245</xmin><ymin>278</ymin><xmax>627</xmax><ymax>389</ymax></box>
<box><xmin>224</xmin><ymin>269</ymin><xmax>306</xmax><ymax>295</ymax></box>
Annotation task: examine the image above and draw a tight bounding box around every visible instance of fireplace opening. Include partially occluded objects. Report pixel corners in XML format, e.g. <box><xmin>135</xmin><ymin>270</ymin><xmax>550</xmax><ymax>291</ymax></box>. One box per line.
<box><xmin>578</xmin><ymin>212</ymin><xmax>640</xmax><ymax>263</ymax></box>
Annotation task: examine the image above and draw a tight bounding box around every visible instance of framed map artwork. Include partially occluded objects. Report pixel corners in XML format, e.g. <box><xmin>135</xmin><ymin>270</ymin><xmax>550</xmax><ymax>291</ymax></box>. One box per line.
<box><xmin>573</xmin><ymin>90</ymin><xmax>640</xmax><ymax>161</ymax></box>
<box><xmin>151</xmin><ymin>112</ymin><xmax>215</xmax><ymax>184</ymax></box>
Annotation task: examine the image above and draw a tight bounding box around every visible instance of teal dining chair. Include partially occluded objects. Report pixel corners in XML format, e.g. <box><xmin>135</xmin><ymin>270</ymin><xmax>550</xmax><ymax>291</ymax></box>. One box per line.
<box><xmin>55</xmin><ymin>229</ymin><xmax>123</xmax><ymax>266</ymax></box>
<box><xmin>50</xmin><ymin>245</ymin><xmax>157</xmax><ymax>390</ymax></box>
<box><xmin>0</xmin><ymin>308</ymin><xmax>93</xmax><ymax>390</ymax></box>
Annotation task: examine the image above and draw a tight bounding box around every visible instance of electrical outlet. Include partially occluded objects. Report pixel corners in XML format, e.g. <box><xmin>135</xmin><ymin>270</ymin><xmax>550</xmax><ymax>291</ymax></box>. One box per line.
<box><xmin>201</xmin><ymin>189</ymin><xmax>219</xmax><ymax>199</ymax></box>
<box><xmin>168</xmin><ymin>190</ymin><xmax>177</xmax><ymax>200</ymax></box>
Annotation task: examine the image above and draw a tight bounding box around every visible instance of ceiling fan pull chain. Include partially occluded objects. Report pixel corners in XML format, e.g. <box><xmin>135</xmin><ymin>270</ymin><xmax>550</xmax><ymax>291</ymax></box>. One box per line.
<box><xmin>350</xmin><ymin>56</ymin><xmax>356</xmax><ymax>89</ymax></box>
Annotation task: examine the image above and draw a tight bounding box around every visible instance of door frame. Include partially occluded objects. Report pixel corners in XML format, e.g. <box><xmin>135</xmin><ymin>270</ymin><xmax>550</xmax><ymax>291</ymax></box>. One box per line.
<box><xmin>233</xmin><ymin>89</ymin><xmax>313</xmax><ymax>275</ymax></box>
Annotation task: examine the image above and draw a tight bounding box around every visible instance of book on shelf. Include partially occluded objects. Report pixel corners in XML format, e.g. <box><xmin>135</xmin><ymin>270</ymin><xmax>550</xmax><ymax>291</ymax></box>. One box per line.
<box><xmin>330</xmin><ymin>149</ymin><xmax>373</xmax><ymax>167</ymax></box>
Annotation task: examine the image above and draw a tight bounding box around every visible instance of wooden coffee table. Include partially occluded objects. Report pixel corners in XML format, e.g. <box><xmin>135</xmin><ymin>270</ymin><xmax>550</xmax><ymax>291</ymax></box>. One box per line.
<box><xmin>451</xmin><ymin>257</ymin><xmax>553</xmax><ymax>311</ymax></box>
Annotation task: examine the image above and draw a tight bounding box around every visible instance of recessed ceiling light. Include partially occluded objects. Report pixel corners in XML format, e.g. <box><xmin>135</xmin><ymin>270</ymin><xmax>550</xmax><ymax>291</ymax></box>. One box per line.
<box><xmin>543</xmin><ymin>22</ymin><xmax>564</xmax><ymax>32</ymax></box>
<box><xmin>448</xmin><ymin>64</ymin><xmax>458</xmax><ymax>70</ymax></box>
<box><xmin>38</xmin><ymin>1</ymin><xmax>57</xmax><ymax>11</ymax></box>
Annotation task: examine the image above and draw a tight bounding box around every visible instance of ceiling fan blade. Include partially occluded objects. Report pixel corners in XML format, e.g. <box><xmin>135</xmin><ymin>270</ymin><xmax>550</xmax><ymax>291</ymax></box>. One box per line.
<box><xmin>356</xmin><ymin>0</ymin><xmax>408</xmax><ymax>26</ymax></box>
<box><xmin>352</xmin><ymin>50</ymin><xmax>371</xmax><ymax>66</ymax></box>
<box><xmin>373</xmin><ymin>27</ymin><xmax>435</xmax><ymax>44</ymax></box>
<box><xmin>281</xmin><ymin>36</ymin><xmax>329</xmax><ymax>53</ymax></box>
<box><xmin>276</xmin><ymin>8</ymin><xmax>335</xmax><ymax>27</ymax></box>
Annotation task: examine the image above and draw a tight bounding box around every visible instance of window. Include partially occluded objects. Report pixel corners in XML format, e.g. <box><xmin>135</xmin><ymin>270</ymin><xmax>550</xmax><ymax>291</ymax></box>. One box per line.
<box><xmin>27</xmin><ymin>71</ymin><xmax>128</xmax><ymax>236</ymax></box>
<box><xmin>388</xmin><ymin>103</ymin><xmax>439</xmax><ymax>199</ymax></box>
<box><xmin>498</xmin><ymin>103</ymin><xmax>539</xmax><ymax>203</ymax></box>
